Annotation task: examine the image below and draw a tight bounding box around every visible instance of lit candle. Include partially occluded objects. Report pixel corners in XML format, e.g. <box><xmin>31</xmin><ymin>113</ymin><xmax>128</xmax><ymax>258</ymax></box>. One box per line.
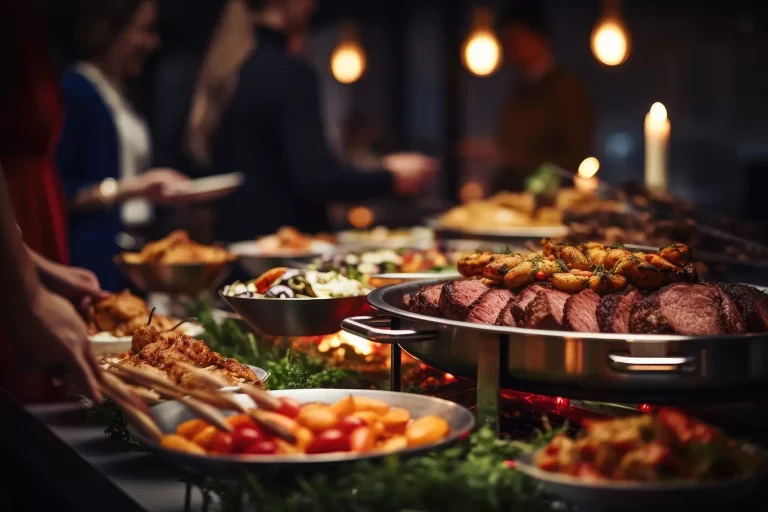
<box><xmin>644</xmin><ymin>102</ymin><xmax>670</xmax><ymax>193</ymax></box>
<box><xmin>575</xmin><ymin>157</ymin><xmax>600</xmax><ymax>194</ymax></box>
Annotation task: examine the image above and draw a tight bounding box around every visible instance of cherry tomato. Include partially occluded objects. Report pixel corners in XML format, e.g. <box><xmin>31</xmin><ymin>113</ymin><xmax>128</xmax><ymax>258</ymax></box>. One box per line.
<box><xmin>338</xmin><ymin>415</ymin><xmax>367</xmax><ymax>433</ymax></box>
<box><xmin>349</xmin><ymin>427</ymin><xmax>375</xmax><ymax>453</ymax></box>
<box><xmin>535</xmin><ymin>271</ymin><xmax>546</xmax><ymax>281</ymax></box>
<box><xmin>646</xmin><ymin>254</ymin><xmax>654</xmax><ymax>263</ymax></box>
<box><xmin>276</xmin><ymin>397</ymin><xmax>301</xmax><ymax>418</ymax></box>
<box><xmin>232</xmin><ymin>426</ymin><xmax>263</xmax><ymax>453</ymax></box>
<box><xmin>209</xmin><ymin>432</ymin><xmax>234</xmax><ymax>454</ymax></box>
<box><xmin>243</xmin><ymin>439</ymin><xmax>278</xmax><ymax>455</ymax></box>
<box><xmin>306</xmin><ymin>428</ymin><xmax>351</xmax><ymax>454</ymax></box>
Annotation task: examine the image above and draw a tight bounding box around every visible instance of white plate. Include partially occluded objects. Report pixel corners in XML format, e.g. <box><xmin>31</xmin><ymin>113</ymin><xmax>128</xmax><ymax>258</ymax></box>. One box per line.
<box><xmin>514</xmin><ymin>449</ymin><xmax>768</xmax><ymax>511</ymax></box>
<box><xmin>89</xmin><ymin>323</ymin><xmax>205</xmax><ymax>356</ymax></box>
<box><xmin>164</xmin><ymin>172</ymin><xmax>244</xmax><ymax>202</ymax></box>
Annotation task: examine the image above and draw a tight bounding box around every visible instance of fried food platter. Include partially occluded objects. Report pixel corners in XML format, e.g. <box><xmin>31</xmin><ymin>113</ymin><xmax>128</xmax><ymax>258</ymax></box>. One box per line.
<box><xmin>115</xmin><ymin>230</ymin><xmax>236</xmax><ymax>294</ymax></box>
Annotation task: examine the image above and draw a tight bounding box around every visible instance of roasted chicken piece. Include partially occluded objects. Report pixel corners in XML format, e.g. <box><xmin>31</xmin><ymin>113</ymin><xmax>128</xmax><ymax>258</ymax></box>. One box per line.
<box><xmin>123</xmin><ymin>326</ymin><xmax>263</xmax><ymax>389</ymax></box>
<box><xmin>85</xmin><ymin>290</ymin><xmax>176</xmax><ymax>336</ymax></box>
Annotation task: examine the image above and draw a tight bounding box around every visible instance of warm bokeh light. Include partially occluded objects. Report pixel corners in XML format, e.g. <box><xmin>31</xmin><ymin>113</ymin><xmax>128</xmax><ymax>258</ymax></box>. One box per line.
<box><xmin>347</xmin><ymin>206</ymin><xmax>374</xmax><ymax>228</ymax></box>
<box><xmin>591</xmin><ymin>19</ymin><xmax>629</xmax><ymax>66</ymax></box>
<box><xmin>330</xmin><ymin>42</ymin><xmax>366</xmax><ymax>84</ymax></box>
<box><xmin>649</xmin><ymin>102</ymin><xmax>668</xmax><ymax>123</ymax></box>
<box><xmin>463</xmin><ymin>31</ymin><xmax>502</xmax><ymax>77</ymax></box>
<box><xmin>577</xmin><ymin>156</ymin><xmax>600</xmax><ymax>178</ymax></box>
<box><xmin>459</xmin><ymin>181</ymin><xmax>484</xmax><ymax>202</ymax></box>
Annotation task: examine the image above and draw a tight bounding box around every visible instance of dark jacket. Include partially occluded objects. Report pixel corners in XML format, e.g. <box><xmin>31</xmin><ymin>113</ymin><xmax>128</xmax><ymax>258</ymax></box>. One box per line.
<box><xmin>212</xmin><ymin>27</ymin><xmax>393</xmax><ymax>243</ymax></box>
<box><xmin>57</xmin><ymin>72</ymin><xmax>125</xmax><ymax>291</ymax></box>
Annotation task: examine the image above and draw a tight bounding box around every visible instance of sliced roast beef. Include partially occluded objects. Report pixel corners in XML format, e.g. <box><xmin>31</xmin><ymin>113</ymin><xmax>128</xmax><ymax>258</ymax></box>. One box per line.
<box><xmin>495</xmin><ymin>303</ymin><xmax>516</xmax><ymax>326</ymax></box>
<box><xmin>523</xmin><ymin>288</ymin><xmax>570</xmax><ymax>330</ymax></box>
<box><xmin>510</xmin><ymin>283</ymin><xmax>552</xmax><ymax>324</ymax></box>
<box><xmin>563</xmin><ymin>289</ymin><xmax>600</xmax><ymax>332</ymax></box>
<box><xmin>597</xmin><ymin>286</ymin><xmax>644</xmax><ymax>333</ymax></box>
<box><xmin>408</xmin><ymin>284</ymin><xmax>444</xmax><ymax>316</ymax></box>
<box><xmin>722</xmin><ymin>283</ymin><xmax>768</xmax><ymax>333</ymax></box>
<box><xmin>467</xmin><ymin>288</ymin><xmax>515</xmax><ymax>325</ymax></box>
<box><xmin>439</xmin><ymin>279</ymin><xmax>489</xmax><ymax>321</ymax></box>
<box><xmin>630</xmin><ymin>283</ymin><xmax>746</xmax><ymax>335</ymax></box>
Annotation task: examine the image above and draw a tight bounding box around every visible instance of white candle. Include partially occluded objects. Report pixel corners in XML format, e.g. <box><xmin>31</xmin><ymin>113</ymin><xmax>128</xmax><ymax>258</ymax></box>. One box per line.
<box><xmin>575</xmin><ymin>157</ymin><xmax>600</xmax><ymax>194</ymax></box>
<box><xmin>644</xmin><ymin>102</ymin><xmax>670</xmax><ymax>192</ymax></box>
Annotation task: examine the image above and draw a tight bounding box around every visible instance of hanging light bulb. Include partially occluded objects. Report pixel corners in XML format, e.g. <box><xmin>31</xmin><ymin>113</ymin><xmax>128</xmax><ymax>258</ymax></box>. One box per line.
<box><xmin>330</xmin><ymin>22</ymin><xmax>366</xmax><ymax>84</ymax></box>
<box><xmin>591</xmin><ymin>0</ymin><xmax>631</xmax><ymax>66</ymax></box>
<box><xmin>462</xmin><ymin>6</ymin><xmax>503</xmax><ymax>77</ymax></box>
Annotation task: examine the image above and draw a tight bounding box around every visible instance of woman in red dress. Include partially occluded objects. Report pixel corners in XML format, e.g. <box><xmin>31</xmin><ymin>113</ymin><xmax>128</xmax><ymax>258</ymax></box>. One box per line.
<box><xmin>0</xmin><ymin>0</ymin><xmax>102</xmax><ymax>402</ymax></box>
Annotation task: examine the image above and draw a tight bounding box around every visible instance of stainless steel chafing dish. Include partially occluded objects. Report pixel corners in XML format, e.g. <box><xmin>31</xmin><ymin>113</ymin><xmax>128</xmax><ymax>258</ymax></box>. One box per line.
<box><xmin>342</xmin><ymin>278</ymin><xmax>768</xmax><ymax>431</ymax></box>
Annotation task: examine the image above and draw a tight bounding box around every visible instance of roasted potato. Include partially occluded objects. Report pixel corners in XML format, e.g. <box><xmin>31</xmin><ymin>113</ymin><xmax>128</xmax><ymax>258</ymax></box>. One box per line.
<box><xmin>588</xmin><ymin>273</ymin><xmax>627</xmax><ymax>294</ymax></box>
<box><xmin>457</xmin><ymin>251</ymin><xmax>500</xmax><ymax>278</ymax></box>
<box><xmin>659</xmin><ymin>243</ymin><xmax>692</xmax><ymax>267</ymax></box>
<box><xmin>548</xmin><ymin>272</ymin><xmax>590</xmax><ymax>293</ymax></box>
<box><xmin>482</xmin><ymin>254</ymin><xmax>524</xmax><ymax>282</ymax></box>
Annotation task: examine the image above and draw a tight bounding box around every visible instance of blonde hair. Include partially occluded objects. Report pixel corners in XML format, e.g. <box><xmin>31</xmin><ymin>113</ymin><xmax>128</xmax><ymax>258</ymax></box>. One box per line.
<box><xmin>186</xmin><ymin>0</ymin><xmax>255</xmax><ymax>165</ymax></box>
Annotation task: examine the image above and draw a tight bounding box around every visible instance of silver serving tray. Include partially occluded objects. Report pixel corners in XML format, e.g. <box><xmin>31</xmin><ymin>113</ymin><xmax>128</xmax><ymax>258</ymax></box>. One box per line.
<box><xmin>515</xmin><ymin>449</ymin><xmax>768</xmax><ymax>511</ymax></box>
<box><xmin>220</xmin><ymin>291</ymin><xmax>373</xmax><ymax>336</ymax></box>
<box><xmin>114</xmin><ymin>256</ymin><xmax>236</xmax><ymax>295</ymax></box>
<box><xmin>342</xmin><ymin>278</ymin><xmax>768</xmax><ymax>402</ymax></box>
<box><xmin>130</xmin><ymin>388</ymin><xmax>475</xmax><ymax>474</ymax></box>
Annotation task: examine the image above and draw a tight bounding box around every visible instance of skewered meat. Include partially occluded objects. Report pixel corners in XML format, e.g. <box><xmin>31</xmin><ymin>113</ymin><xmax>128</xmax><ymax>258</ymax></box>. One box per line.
<box><xmin>438</xmin><ymin>280</ymin><xmax>489</xmax><ymax>321</ymax></box>
<box><xmin>721</xmin><ymin>284</ymin><xmax>768</xmax><ymax>333</ymax></box>
<box><xmin>563</xmin><ymin>289</ymin><xmax>600</xmax><ymax>333</ymax></box>
<box><xmin>630</xmin><ymin>283</ymin><xmax>746</xmax><ymax>335</ymax></box>
<box><xmin>596</xmin><ymin>286</ymin><xmax>644</xmax><ymax>333</ymax></box>
<box><xmin>123</xmin><ymin>327</ymin><xmax>262</xmax><ymax>388</ymax></box>
<box><xmin>466</xmin><ymin>288</ymin><xmax>515</xmax><ymax>325</ymax></box>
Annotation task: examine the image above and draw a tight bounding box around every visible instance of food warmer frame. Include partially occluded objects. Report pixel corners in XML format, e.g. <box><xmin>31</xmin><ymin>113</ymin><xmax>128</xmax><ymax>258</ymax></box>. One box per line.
<box><xmin>341</xmin><ymin>278</ymin><xmax>768</xmax><ymax>432</ymax></box>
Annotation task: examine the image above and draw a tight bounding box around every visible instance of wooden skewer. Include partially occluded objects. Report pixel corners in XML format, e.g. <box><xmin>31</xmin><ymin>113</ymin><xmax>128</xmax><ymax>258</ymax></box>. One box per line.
<box><xmin>109</xmin><ymin>364</ymin><xmax>233</xmax><ymax>433</ymax></box>
<box><xmin>100</xmin><ymin>386</ymin><xmax>163</xmax><ymax>441</ymax></box>
<box><xmin>174</xmin><ymin>362</ymin><xmax>280</xmax><ymax>411</ymax></box>
<box><xmin>101</xmin><ymin>371</ymin><xmax>150</xmax><ymax>415</ymax></box>
<box><xmin>246</xmin><ymin>408</ymin><xmax>296</xmax><ymax>444</ymax></box>
<box><xmin>173</xmin><ymin>362</ymin><xmax>295</xmax><ymax>443</ymax></box>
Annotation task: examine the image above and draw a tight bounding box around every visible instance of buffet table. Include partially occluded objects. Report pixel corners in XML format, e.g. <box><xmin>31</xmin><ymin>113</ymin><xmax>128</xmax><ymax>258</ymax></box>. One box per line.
<box><xmin>1</xmin><ymin>390</ymin><xmax>205</xmax><ymax>512</ymax></box>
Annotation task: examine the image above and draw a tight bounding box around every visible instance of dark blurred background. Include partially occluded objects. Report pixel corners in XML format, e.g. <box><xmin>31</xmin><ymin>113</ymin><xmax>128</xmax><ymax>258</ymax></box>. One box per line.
<box><xmin>139</xmin><ymin>0</ymin><xmax>768</xmax><ymax>220</ymax></box>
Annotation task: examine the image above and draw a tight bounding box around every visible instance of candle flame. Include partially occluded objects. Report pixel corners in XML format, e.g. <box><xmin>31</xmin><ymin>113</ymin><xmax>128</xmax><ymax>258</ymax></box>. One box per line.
<box><xmin>577</xmin><ymin>157</ymin><xmax>600</xmax><ymax>178</ymax></box>
<box><xmin>591</xmin><ymin>20</ymin><xmax>630</xmax><ymax>66</ymax></box>
<box><xmin>649</xmin><ymin>102</ymin><xmax>668</xmax><ymax>122</ymax></box>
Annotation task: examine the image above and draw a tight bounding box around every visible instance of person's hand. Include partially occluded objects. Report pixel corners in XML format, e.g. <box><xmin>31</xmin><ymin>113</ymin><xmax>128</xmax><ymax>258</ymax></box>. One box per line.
<box><xmin>122</xmin><ymin>168</ymin><xmax>189</xmax><ymax>203</ymax></box>
<box><xmin>383</xmin><ymin>152</ymin><xmax>439</xmax><ymax>195</ymax></box>
<box><xmin>38</xmin><ymin>261</ymin><xmax>107</xmax><ymax>310</ymax></box>
<box><xmin>18</xmin><ymin>289</ymin><xmax>103</xmax><ymax>402</ymax></box>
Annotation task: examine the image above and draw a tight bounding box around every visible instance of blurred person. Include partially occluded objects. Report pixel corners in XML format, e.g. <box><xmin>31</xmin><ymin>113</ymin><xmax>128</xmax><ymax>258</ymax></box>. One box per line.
<box><xmin>340</xmin><ymin>112</ymin><xmax>386</xmax><ymax>170</ymax></box>
<box><xmin>56</xmin><ymin>0</ymin><xmax>192</xmax><ymax>291</ymax></box>
<box><xmin>461</xmin><ymin>1</ymin><xmax>593</xmax><ymax>192</ymax></box>
<box><xmin>193</xmin><ymin>0</ymin><xmax>437</xmax><ymax>241</ymax></box>
<box><xmin>0</xmin><ymin>0</ymin><xmax>104</xmax><ymax>403</ymax></box>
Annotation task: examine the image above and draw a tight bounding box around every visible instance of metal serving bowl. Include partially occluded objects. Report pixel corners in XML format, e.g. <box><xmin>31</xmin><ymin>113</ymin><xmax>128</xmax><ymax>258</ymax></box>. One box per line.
<box><xmin>130</xmin><ymin>388</ymin><xmax>475</xmax><ymax>474</ymax></box>
<box><xmin>114</xmin><ymin>256</ymin><xmax>236</xmax><ymax>295</ymax></box>
<box><xmin>515</xmin><ymin>448</ymin><xmax>768</xmax><ymax>511</ymax></box>
<box><xmin>220</xmin><ymin>291</ymin><xmax>373</xmax><ymax>336</ymax></box>
<box><xmin>228</xmin><ymin>241</ymin><xmax>336</xmax><ymax>278</ymax></box>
